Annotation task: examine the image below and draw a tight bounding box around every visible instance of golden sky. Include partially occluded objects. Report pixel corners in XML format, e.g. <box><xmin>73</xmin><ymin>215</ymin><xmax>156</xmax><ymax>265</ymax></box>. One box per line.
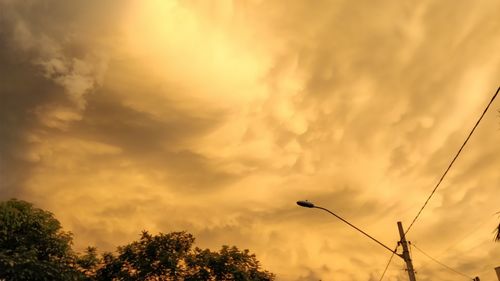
<box><xmin>1</xmin><ymin>1</ymin><xmax>499</xmax><ymax>280</ymax></box>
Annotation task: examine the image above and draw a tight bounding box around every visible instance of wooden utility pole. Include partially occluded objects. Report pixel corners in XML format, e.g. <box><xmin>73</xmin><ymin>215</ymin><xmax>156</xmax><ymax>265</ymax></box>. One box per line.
<box><xmin>297</xmin><ymin>201</ymin><xmax>421</xmax><ymax>281</ymax></box>
<box><xmin>397</xmin><ymin>221</ymin><xmax>417</xmax><ymax>281</ymax></box>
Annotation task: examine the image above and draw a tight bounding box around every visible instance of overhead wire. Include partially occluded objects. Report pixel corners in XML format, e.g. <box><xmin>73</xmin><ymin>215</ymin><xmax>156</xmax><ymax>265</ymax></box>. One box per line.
<box><xmin>379</xmin><ymin>86</ymin><xmax>499</xmax><ymax>280</ymax></box>
<box><xmin>378</xmin><ymin>245</ymin><xmax>399</xmax><ymax>281</ymax></box>
<box><xmin>405</xmin><ymin>86</ymin><xmax>500</xmax><ymax>235</ymax></box>
<box><xmin>445</xmin><ymin>211</ymin><xmax>496</xmax><ymax>252</ymax></box>
<box><xmin>442</xmin><ymin>212</ymin><xmax>497</xmax><ymax>250</ymax></box>
<box><xmin>410</xmin><ymin>242</ymin><xmax>474</xmax><ymax>280</ymax></box>
<box><xmin>415</xmin><ymin>212</ymin><xmax>497</xmax><ymax>272</ymax></box>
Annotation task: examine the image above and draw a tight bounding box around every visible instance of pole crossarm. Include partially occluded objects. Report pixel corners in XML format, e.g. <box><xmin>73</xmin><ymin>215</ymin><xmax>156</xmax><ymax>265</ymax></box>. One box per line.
<box><xmin>313</xmin><ymin>206</ymin><xmax>403</xmax><ymax>259</ymax></box>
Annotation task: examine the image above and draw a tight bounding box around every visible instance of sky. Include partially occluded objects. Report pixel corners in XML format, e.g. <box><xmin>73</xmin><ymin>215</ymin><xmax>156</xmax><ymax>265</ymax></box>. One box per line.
<box><xmin>1</xmin><ymin>0</ymin><xmax>499</xmax><ymax>280</ymax></box>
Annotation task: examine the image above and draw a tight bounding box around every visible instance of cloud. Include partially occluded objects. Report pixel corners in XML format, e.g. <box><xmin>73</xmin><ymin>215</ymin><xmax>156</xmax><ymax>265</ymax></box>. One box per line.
<box><xmin>0</xmin><ymin>0</ymin><xmax>114</xmax><ymax>197</ymax></box>
<box><xmin>1</xmin><ymin>1</ymin><xmax>500</xmax><ymax>280</ymax></box>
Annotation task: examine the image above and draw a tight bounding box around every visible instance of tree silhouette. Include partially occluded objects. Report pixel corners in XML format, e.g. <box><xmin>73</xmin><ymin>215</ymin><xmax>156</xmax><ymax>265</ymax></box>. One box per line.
<box><xmin>95</xmin><ymin>231</ymin><xmax>275</xmax><ymax>281</ymax></box>
<box><xmin>0</xmin><ymin>199</ymin><xmax>275</xmax><ymax>280</ymax></box>
<box><xmin>0</xmin><ymin>199</ymin><xmax>82</xmax><ymax>280</ymax></box>
<box><xmin>185</xmin><ymin>245</ymin><xmax>274</xmax><ymax>281</ymax></box>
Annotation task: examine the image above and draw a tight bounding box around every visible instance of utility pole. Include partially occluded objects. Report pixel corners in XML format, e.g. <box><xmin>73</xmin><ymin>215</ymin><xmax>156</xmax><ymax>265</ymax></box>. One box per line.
<box><xmin>297</xmin><ymin>201</ymin><xmax>419</xmax><ymax>281</ymax></box>
<box><xmin>398</xmin><ymin>221</ymin><xmax>417</xmax><ymax>281</ymax></box>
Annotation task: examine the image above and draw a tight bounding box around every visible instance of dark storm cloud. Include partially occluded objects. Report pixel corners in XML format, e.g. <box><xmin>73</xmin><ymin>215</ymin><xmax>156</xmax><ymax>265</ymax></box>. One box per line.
<box><xmin>0</xmin><ymin>42</ymin><xmax>66</xmax><ymax>198</ymax></box>
<box><xmin>0</xmin><ymin>0</ymin><xmax>120</xmax><ymax>197</ymax></box>
<box><xmin>74</xmin><ymin>92</ymin><xmax>235</xmax><ymax>192</ymax></box>
<box><xmin>68</xmin><ymin>59</ymin><xmax>241</xmax><ymax>192</ymax></box>
<box><xmin>2</xmin><ymin>1</ymin><xmax>500</xmax><ymax>280</ymax></box>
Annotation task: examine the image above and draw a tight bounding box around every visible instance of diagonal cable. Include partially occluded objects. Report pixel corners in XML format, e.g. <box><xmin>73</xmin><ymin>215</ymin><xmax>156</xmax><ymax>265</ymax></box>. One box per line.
<box><xmin>378</xmin><ymin>245</ymin><xmax>399</xmax><ymax>281</ymax></box>
<box><xmin>405</xmin><ymin>86</ymin><xmax>500</xmax><ymax>234</ymax></box>
<box><xmin>411</xmin><ymin>243</ymin><xmax>474</xmax><ymax>280</ymax></box>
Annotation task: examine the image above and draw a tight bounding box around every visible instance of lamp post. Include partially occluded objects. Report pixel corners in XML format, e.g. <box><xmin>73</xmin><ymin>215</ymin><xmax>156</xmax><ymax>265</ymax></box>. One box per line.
<box><xmin>296</xmin><ymin>200</ymin><xmax>417</xmax><ymax>281</ymax></box>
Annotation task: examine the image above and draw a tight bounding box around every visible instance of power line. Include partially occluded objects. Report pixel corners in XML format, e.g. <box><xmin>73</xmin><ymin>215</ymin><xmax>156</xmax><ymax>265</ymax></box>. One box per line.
<box><xmin>378</xmin><ymin>245</ymin><xmax>399</xmax><ymax>281</ymax></box>
<box><xmin>378</xmin><ymin>87</ymin><xmax>498</xmax><ymax>280</ymax></box>
<box><xmin>405</xmin><ymin>86</ymin><xmax>500</xmax><ymax>234</ymax></box>
<box><xmin>441</xmin><ymin>211</ymin><xmax>497</xmax><ymax>254</ymax></box>
<box><xmin>415</xmin><ymin>212</ymin><xmax>497</xmax><ymax>272</ymax></box>
<box><xmin>411</xmin><ymin>242</ymin><xmax>474</xmax><ymax>280</ymax></box>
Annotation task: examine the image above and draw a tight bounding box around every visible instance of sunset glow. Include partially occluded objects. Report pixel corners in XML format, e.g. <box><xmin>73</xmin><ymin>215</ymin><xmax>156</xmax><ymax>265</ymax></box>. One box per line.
<box><xmin>1</xmin><ymin>1</ymin><xmax>499</xmax><ymax>280</ymax></box>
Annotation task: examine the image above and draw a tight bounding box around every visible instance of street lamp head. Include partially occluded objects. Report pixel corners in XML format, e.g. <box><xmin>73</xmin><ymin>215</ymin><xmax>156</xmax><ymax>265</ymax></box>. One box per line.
<box><xmin>297</xmin><ymin>200</ymin><xmax>315</xmax><ymax>208</ymax></box>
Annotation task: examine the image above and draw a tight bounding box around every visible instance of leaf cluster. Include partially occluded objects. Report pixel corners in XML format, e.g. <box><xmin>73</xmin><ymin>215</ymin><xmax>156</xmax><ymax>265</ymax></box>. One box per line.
<box><xmin>0</xmin><ymin>199</ymin><xmax>275</xmax><ymax>280</ymax></box>
<box><xmin>0</xmin><ymin>199</ymin><xmax>82</xmax><ymax>280</ymax></box>
<box><xmin>91</xmin><ymin>231</ymin><xmax>274</xmax><ymax>281</ymax></box>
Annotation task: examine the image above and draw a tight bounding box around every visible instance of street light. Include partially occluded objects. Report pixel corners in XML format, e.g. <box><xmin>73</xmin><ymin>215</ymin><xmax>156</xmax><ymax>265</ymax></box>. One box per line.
<box><xmin>297</xmin><ymin>200</ymin><xmax>314</xmax><ymax>208</ymax></box>
<box><xmin>296</xmin><ymin>200</ymin><xmax>417</xmax><ymax>281</ymax></box>
<box><xmin>296</xmin><ymin>200</ymin><xmax>397</xmax><ymax>256</ymax></box>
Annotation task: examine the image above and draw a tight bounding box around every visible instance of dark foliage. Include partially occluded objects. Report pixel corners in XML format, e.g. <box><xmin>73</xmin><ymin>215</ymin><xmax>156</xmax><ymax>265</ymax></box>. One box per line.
<box><xmin>0</xmin><ymin>199</ymin><xmax>275</xmax><ymax>280</ymax></box>
<box><xmin>0</xmin><ymin>199</ymin><xmax>82</xmax><ymax>281</ymax></box>
<box><xmin>185</xmin><ymin>245</ymin><xmax>274</xmax><ymax>281</ymax></box>
<box><xmin>95</xmin><ymin>231</ymin><xmax>274</xmax><ymax>281</ymax></box>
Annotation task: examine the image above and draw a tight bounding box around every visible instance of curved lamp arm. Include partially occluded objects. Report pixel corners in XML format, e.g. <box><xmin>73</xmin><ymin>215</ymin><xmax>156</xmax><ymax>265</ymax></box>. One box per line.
<box><xmin>297</xmin><ymin>200</ymin><xmax>402</xmax><ymax>259</ymax></box>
